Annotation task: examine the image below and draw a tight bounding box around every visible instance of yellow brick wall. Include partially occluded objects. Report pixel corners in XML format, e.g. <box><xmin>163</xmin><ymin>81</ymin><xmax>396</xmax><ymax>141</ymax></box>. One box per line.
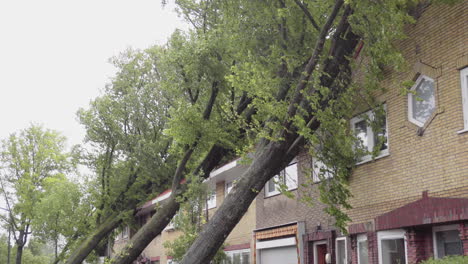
<box><xmin>346</xmin><ymin>2</ymin><xmax>468</xmax><ymax>226</ymax></box>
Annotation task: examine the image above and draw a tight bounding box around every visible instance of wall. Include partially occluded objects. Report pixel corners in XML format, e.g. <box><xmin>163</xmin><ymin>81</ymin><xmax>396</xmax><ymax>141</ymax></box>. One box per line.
<box><xmin>346</xmin><ymin>2</ymin><xmax>468</xmax><ymax>226</ymax></box>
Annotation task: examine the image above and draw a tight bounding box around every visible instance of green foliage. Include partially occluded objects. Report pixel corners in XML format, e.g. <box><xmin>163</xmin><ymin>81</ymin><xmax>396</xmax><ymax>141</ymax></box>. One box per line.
<box><xmin>419</xmin><ymin>256</ymin><xmax>468</xmax><ymax>264</ymax></box>
<box><xmin>164</xmin><ymin>174</ymin><xmax>225</xmax><ymax>263</ymax></box>
<box><xmin>0</xmin><ymin>124</ymin><xmax>74</xmax><ymax>262</ymax></box>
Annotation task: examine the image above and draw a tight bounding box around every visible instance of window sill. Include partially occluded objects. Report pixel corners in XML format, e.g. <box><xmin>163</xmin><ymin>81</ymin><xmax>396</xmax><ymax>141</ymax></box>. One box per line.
<box><xmin>264</xmin><ymin>187</ymin><xmax>297</xmax><ymax>198</ymax></box>
<box><xmin>457</xmin><ymin>128</ymin><xmax>468</xmax><ymax>134</ymax></box>
<box><xmin>356</xmin><ymin>152</ymin><xmax>390</xmax><ymax>166</ymax></box>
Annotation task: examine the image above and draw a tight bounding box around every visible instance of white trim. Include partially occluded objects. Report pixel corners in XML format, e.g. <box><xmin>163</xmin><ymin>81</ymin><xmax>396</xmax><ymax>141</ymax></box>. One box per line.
<box><xmin>335</xmin><ymin>237</ymin><xmax>347</xmax><ymax>264</ymax></box>
<box><xmin>377</xmin><ymin>229</ymin><xmax>407</xmax><ymax>264</ymax></box>
<box><xmin>357</xmin><ymin>234</ymin><xmax>367</xmax><ymax>264</ymax></box>
<box><xmin>225</xmin><ymin>181</ymin><xmax>234</xmax><ymax>196</ymax></box>
<box><xmin>350</xmin><ymin>105</ymin><xmax>389</xmax><ymax>164</ymax></box>
<box><xmin>256</xmin><ymin>237</ymin><xmax>296</xmax><ymax>249</ymax></box>
<box><xmin>408</xmin><ymin>75</ymin><xmax>435</xmax><ymax>127</ymax></box>
<box><xmin>460</xmin><ymin>67</ymin><xmax>468</xmax><ymax>130</ymax></box>
<box><xmin>210</xmin><ymin>159</ymin><xmax>239</xmax><ymax>178</ymax></box>
<box><xmin>432</xmin><ymin>224</ymin><xmax>461</xmax><ymax>259</ymax></box>
<box><xmin>224</xmin><ymin>248</ymin><xmax>250</xmax><ymax>264</ymax></box>
<box><xmin>152</xmin><ymin>191</ymin><xmax>171</xmax><ymax>204</ymax></box>
<box><xmin>206</xmin><ymin>189</ymin><xmax>216</xmax><ymax>209</ymax></box>
<box><xmin>313</xmin><ymin>240</ymin><xmax>327</xmax><ymax>264</ymax></box>
<box><xmin>265</xmin><ymin>159</ymin><xmax>298</xmax><ymax>197</ymax></box>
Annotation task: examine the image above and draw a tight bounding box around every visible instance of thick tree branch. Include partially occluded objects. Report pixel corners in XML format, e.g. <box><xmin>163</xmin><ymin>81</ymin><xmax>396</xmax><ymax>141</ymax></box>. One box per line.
<box><xmin>293</xmin><ymin>0</ymin><xmax>320</xmax><ymax>31</ymax></box>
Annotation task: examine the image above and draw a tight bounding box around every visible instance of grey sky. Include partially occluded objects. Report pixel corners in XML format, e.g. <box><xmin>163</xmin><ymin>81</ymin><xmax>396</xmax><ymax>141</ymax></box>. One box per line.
<box><xmin>0</xmin><ymin>0</ymin><xmax>188</xmax><ymax>148</ymax></box>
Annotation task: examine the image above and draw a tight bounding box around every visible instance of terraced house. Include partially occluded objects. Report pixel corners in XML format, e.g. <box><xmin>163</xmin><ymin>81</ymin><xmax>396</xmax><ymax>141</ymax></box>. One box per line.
<box><xmin>112</xmin><ymin>2</ymin><xmax>467</xmax><ymax>264</ymax></box>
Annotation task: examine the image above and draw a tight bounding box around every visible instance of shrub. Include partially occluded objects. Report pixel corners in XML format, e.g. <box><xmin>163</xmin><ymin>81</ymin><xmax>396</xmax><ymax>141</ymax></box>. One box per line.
<box><xmin>419</xmin><ymin>256</ymin><xmax>468</xmax><ymax>264</ymax></box>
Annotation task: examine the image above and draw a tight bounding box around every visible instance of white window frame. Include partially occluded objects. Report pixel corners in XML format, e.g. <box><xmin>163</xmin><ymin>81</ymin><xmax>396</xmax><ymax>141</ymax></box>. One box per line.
<box><xmin>224</xmin><ymin>248</ymin><xmax>250</xmax><ymax>264</ymax></box>
<box><xmin>432</xmin><ymin>224</ymin><xmax>461</xmax><ymax>259</ymax></box>
<box><xmin>357</xmin><ymin>234</ymin><xmax>368</xmax><ymax>264</ymax></box>
<box><xmin>313</xmin><ymin>240</ymin><xmax>327</xmax><ymax>264</ymax></box>
<box><xmin>225</xmin><ymin>181</ymin><xmax>234</xmax><ymax>197</ymax></box>
<box><xmin>459</xmin><ymin>67</ymin><xmax>468</xmax><ymax>132</ymax></box>
<box><xmin>122</xmin><ymin>225</ymin><xmax>129</xmax><ymax>239</ymax></box>
<box><xmin>206</xmin><ymin>189</ymin><xmax>217</xmax><ymax>209</ymax></box>
<box><xmin>312</xmin><ymin>158</ymin><xmax>333</xmax><ymax>183</ymax></box>
<box><xmin>265</xmin><ymin>160</ymin><xmax>298</xmax><ymax>197</ymax></box>
<box><xmin>377</xmin><ymin>229</ymin><xmax>407</xmax><ymax>264</ymax></box>
<box><xmin>408</xmin><ymin>75</ymin><xmax>436</xmax><ymax>127</ymax></box>
<box><xmin>350</xmin><ymin>105</ymin><xmax>389</xmax><ymax>164</ymax></box>
<box><xmin>335</xmin><ymin>237</ymin><xmax>347</xmax><ymax>264</ymax></box>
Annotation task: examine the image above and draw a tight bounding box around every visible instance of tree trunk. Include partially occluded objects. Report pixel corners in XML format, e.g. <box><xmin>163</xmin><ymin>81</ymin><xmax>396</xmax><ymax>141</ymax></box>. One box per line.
<box><xmin>15</xmin><ymin>244</ymin><xmax>23</xmax><ymax>264</ymax></box>
<box><xmin>65</xmin><ymin>212</ymin><xmax>123</xmax><ymax>264</ymax></box>
<box><xmin>110</xmin><ymin>194</ymin><xmax>180</xmax><ymax>264</ymax></box>
<box><xmin>181</xmin><ymin>139</ymin><xmax>299</xmax><ymax>264</ymax></box>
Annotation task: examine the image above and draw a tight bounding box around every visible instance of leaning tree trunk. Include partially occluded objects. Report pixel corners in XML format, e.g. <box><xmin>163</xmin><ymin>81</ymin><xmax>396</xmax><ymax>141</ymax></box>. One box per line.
<box><xmin>111</xmin><ymin>195</ymin><xmax>180</xmax><ymax>263</ymax></box>
<box><xmin>181</xmin><ymin>138</ymin><xmax>299</xmax><ymax>263</ymax></box>
<box><xmin>65</xmin><ymin>212</ymin><xmax>123</xmax><ymax>264</ymax></box>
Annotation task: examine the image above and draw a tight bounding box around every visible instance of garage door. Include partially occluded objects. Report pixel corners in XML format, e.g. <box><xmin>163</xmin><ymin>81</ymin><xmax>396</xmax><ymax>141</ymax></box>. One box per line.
<box><xmin>259</xmin><ymin>246</ymin><xmax>297</xmax><ymax>264</ymax></box>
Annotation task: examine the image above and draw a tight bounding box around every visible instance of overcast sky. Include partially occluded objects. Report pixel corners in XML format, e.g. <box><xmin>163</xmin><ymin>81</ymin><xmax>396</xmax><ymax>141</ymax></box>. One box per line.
<box><xmin>0</xmin><ymin>0</ymin><xmax>188</xmax><ymax>148</ymax></box>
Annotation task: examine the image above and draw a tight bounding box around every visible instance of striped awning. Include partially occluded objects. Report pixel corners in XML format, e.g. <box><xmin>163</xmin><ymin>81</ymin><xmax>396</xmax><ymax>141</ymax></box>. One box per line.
<box><xmin>255</xmin><ymin>224</ymin><xmax>297</xmax><ymax>240</ymax></box>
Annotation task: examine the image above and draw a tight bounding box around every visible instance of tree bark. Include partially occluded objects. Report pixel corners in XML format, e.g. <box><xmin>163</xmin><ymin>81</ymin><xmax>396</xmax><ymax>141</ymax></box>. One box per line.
<box><xmin>181</xmin><ymin>138</ymin><xmax>300</xmax><ymax>264</ymax></box>
<box><xmin>15</xmin><ymin>244</ymin><xmax>23</xmax><ymax>264</ymax></box>
<box><xmin>110</xmin><ymin>195</ymin><xmax>180</xmax><ymax>264</ymax></box>
<box><xmin>65</xmin><ymin>212</ymin><xmax>123</xmax><ymax>264</ymax></box>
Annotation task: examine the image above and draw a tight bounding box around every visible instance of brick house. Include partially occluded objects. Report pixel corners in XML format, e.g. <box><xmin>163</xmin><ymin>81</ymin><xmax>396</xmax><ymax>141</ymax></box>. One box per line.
<box><xmin>255</xmin><ymin>2</ymin><xmax>468</xmax><ymax>264</ymax></box>
<box><xmin>342</xmin><ymin>2</ymin><xmax>468</xmax><ymax>264</ymax></box>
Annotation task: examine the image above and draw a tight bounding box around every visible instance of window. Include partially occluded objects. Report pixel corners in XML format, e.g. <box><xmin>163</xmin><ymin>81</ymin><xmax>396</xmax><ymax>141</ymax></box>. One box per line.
<box><xmin>350</xmin><ymin>106</ymin><xmax>388</xmax><ymax>163</ymax></box>
<box><xmin>265</xmin><ymin>161</ymin><xmax>298</xmax><ymax>197</ymax></box>
<box><xmin>433</xmin><ymin>225</ymin><xmax>463</xmax><ymax>259</ymax></box>
<box><xmin>336</xmin><ymin>237</ymin><xmax>347</xmax><ymax>264</ymax></box>
<box><xmin>312</xmin><ymin>158</ymin><xmax>333</xmax><ymax>183</ymax></box>
<box><xmin>206</xmin><ymin>189</ymin><xmax>217</xmax><ymax>209</ymax></box>
<box><xmin>408</xmin><ymin>75</ymin><xmax>436</xmax><ymax>127</ymax></box>
<box><xmin>122</xmin><ymin>225</ymin><xmax>129</xmax><ymax>239</ymax></box>
<box><xmin>225</xmin><ymin>181</ymin><xmax>234</xmax><ymax>196</ymax></box>
<box><xmin>224</xmin><ymin>249</ymin><xmax>250</xmax><ymax>264</ymax></box>
<box><xmin>378</xmin><ymin>230</ymin><xmax>407</xmax><ymax>264</ymax></box>
<box><xmin>357</xmin><ymin>234</ymin><xmax>368</xmax><ymax>264</ymax></box>
<box><xmin>460</xmin><ymin>68</ymin><xmax>468</xmax><ymax>131</ymax></box>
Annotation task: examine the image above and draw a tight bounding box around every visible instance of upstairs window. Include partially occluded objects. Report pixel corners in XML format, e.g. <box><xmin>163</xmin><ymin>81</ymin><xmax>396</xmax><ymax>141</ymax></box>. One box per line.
<box><xmin>225</xmin><ymin>181</ymin><xmax>234</xmax><ymax>196</ymax></box>
<box><xmin>312</xmin><ymin>158</ymin><xmax>333</xmax><ymax>183</ymax></box>
<box><xmin>206</xmin><ymin>189</ymin><xmax>216</xmax><ymax>209</ymax></box>
<box><xmin>265</xmin><ymin>161</ymin><xmax>298</xmax><ymax>197</ymax></box>
<box><xmin>350</xmin><ymin>105</ymin><xmax>388</xmax><ymax>163</ymax></box>
<box><xmin>460</xmin><ymin>67</ymin><xmax>468</xmax><ymax>131</ymax></box>
<box><xmin>408</xmin><ymin>75</ymin><xmax>436</xmax><ymax>127</ymax></box>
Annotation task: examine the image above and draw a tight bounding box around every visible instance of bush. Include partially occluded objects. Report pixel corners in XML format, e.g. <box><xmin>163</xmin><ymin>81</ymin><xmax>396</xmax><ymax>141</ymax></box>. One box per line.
<box><xmin>419</xmin><ymin>256</ymin><xmax>468</xmax><ymax>264</ymax></box>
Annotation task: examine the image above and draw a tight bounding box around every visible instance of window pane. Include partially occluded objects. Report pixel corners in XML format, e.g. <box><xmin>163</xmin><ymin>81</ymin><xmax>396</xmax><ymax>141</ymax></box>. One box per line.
<box><xmin>336</xmin><ymin>240</ymin><xmax>346</xmax><ymax>264</ymax></box>
<box><xmin>233</xmin><ymin>253</ymin><xmax>241</xmax><ymax>264</ymax></box>
<box><xmin>373</xmin><ymin>116</ymin><xmax>388</xmax><ymax>151</ymax></box>
<box><xmin>241</xmin><ymin>252</ymin><xmax>250</xmax><ymax>264</ymax></box>
<box><xmin>436</xmin><ymin>230</ymin><xmax>463</xmax><ymax>258</ymax></box>
<box><xmin>355</xmin><ymin>120</ymin><xmax>368</xmax><ymax>150</ymax></box>
<box><xmin>267</xmin><ymin>178</ymin><xmax>276</xmax><ymax>193</ymax></box>
<box><xmin>285</xmin><ymin>163</ymin><xmax>298</xmax><ymax>189</ymax></box>
<box><xmin>381</xmin><ymin>239</ymin><xmax>406</xmax><ymax>264</ymax></box>
<box><xmin>412</xmin><ymin>78</ymin><xmax>435</xmax><ymax>124</ymax></box>
<box><xmin>358</xmin><ymin>241</ymin><xmax>368</xmax><ymax>264</ymax></box>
